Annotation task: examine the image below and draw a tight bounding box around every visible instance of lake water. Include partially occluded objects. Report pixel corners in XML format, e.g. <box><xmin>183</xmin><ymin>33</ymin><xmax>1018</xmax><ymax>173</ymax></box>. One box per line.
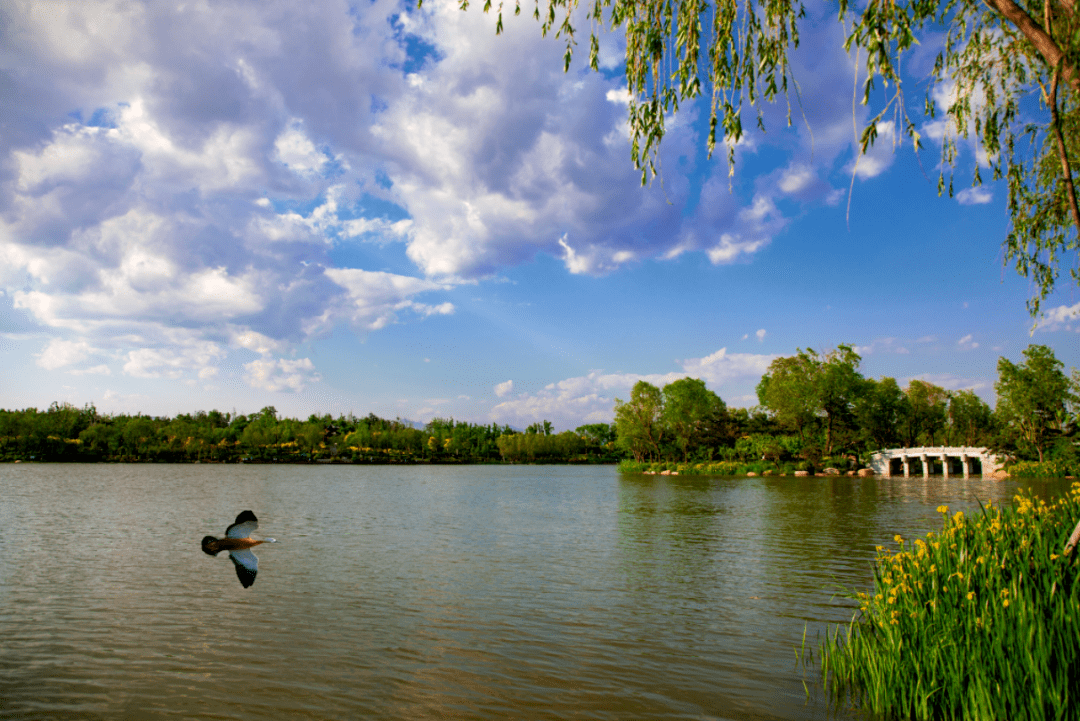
<box><xmin>0</xmin><ymin>464</ymin><xmax>1073</xmax><ymax>720</ymax></box>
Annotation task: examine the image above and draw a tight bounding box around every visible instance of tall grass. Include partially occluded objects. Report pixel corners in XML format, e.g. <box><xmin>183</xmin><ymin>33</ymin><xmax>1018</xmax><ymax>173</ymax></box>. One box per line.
<box><xmin>821</xmin><ymin>483</ymin><xmax>1080</xmax><ymax>720</ymax></box>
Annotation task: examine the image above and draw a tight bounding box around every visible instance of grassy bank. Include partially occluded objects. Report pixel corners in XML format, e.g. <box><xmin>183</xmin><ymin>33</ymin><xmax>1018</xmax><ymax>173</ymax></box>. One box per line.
<box><xmin>617</xmin><ymin>459</ymin><xmax>851</xmax><ymax>476</ymax></box>
<box><xmin>820</xmin><ymin>483</ymin><xmax>1080</xmax><ymax>720</ymax></box>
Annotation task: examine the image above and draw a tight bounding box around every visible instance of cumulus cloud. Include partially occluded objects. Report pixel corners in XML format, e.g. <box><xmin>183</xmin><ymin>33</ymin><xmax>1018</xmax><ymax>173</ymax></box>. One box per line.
<box><xmin>848</xmin><ymin>121</ymin><xmax>898</xmax><ymax>179</ymax></box>
<box><xmin>755</xmin><ymin>329</ymin><xmax>767</xmax><ymax>342</ymax></box>
<box><xmin>494</xmin><ymin>379</ymin><xmax>514</xmax><ymax>397</ymax></box>
<box><xmin>956</xmin><ymin>186</ymin><xmax>993</xmax><ymax>205</ymax></box>
<box><xmin>0</xmin><ymin>0</ymin><xmax>917</xmax><ymax>405</ymax></box>
<box><xmin>243</xmin><ymin>357</ymin><xmax>321</xmax><ymax>393</ymax></box>
<box><xmin>274</xmin><ymin>122</ymin><xmax>330</xmax><ymax>177</ymax></box>
<box><xmin>957</xmin><ymin>334</ymin><xmax>979</xmax><ymax>350</ymax></box>
<box><xmin>1036</xmin><ymin>301</ymin><xmax>1080</xmax><ymax>332</ymax></box>
<box><xmin>490</xmin><ymin>347</ymin><xmax>776</xmax><ymax>428</ymax></box>
<box><xmin>36</xmin><ymin>338</ymin><xmax>94</xmax><ymax>370</ymax></box>
<box><xmin>123</xmin><ymin>341</ymin><xmax>227</xmax><ymax>380</ymax></box>
<box><xmin>324</xmin><ymin>268</ymin><xmax>454</xmax><ymax>330</ymax></box>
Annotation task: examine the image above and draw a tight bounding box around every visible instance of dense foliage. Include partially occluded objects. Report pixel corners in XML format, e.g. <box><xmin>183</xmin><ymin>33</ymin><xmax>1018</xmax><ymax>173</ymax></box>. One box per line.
<box><xmin>615</xmin><ymin>343</ymin><xmax>1079</xmax><ymax>475</ymax></box>
<box><xmin>0</xmin><ymin>406</ymin><xmax>618</xmax><ymax>464</ymax></box>
<box><xmin>820</xmin><ymin>486</ymin><xmax>1080</xmax><ymax>719</ymax></box>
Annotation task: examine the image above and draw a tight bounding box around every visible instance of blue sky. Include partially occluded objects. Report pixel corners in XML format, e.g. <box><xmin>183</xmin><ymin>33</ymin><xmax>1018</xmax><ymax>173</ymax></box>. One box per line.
<box><xmin>1</xmin><ymin>0</ymin><xmax>1077</xmax><ymax>430</ymax></box>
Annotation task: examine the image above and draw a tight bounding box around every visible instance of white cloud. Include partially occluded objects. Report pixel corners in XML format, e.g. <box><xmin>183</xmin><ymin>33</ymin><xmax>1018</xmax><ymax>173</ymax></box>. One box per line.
<box><xmin>274</xmin><ymin>123</ymin><xmax>329</xmax><ymax>176</ymax></box>
<box><xmin>123</xmin><ymin>341</ymin><xmax>226</xmax><ymax>380</ymax></box>
<box><xmin>755</xmin><ymin>329</ymin><xmax>767</xmax><ymax>342</ymax></box>
<box><xmin>956</xmin><ymin>186</ymin><xmax>993</xmax><ymax>205</ymax></box>
<box><xmin>777</xmin><ymin>164</ymin><xmax>821</xmax><ymax>196</ymax></box>
<box><xmin>957</xmin><ymin>334</ymin><xmax>979</xmax><ymax>350</ymax></box>
<box><xmin>1036</xmin><ymin>301</ymin><xmax>1080</xmax><ymax>332</ymax></box>
<box><xmin>490</xmin><ymin>347</ymin><xmax>776</xmax><ymax>429</ymax></box>
<box><xmin>849</xmin><ymin>121</ymin><xmax>898</xmax><ymax>179</ymax></box>
<box><xmin>230</xmin><ymin>328</ymin><xmax>287</xmax><ymax>356</ymax></box>
<box><xmin>243</xmin><ymin>357</ymin><xmax>320</xmax><ymax>393</ymax></box>
<box><xmin>36</xmin><ymin>338</ymin><xmax>94</xmax><ymax>370</ymax></box>
<box><xmin>324</xmin><ymin>268</ymin><xmax>453</xmax><ymax>330</ymax></box>
<box><xmin>0</xmin><ymin>0</ymin><xmax>934</xmax><ymax>413</ymax></box>
<box><xmin>494</xmin><ymin>379</ymin><xmax>514</xmax><ymax>397</ymax></box>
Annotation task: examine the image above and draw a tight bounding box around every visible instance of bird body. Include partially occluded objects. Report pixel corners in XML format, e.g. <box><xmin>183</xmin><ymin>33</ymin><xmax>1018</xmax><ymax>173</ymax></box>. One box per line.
<box><xmin>202</xmin><ymin>510</ymin><xmax>276</xmax><ymax>587</ymax></box>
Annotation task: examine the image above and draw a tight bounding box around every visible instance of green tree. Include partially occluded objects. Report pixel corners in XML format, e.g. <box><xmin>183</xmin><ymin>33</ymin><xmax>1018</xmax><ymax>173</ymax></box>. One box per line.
<box><xmin>575</xmin><ymin>423</ymin><xmax>616</xmax><ymax>446</ymax></box>
<box><xmin>757</xmin><ymin>345</ymin><xmax>866</xmax><ymax>453</ymax></box>
<box><xmin>856</xmin><ymin>377</ymin><xmax>905</xmax><ymax>451</ymax></box>
<box><xmin>756</xmin><ymin>352</ymin><xmax>819</xmax><ymax>443</ymax></box>
<box><xmin>995</xmin><ymin>344</ymin><xmax>1077</xmax><ymax>461</ymax></box>
<box><xmin>661</xmin><ymin>377</ymin><xmax>727</xmax><ymax>461</ymax></box>
<box><xmin>453</xmin><ymin>0</ymin><xmax>1080</xmax><ymax>316</ymax></box>
<box><xmin>899</xmin><ymin>380</ymin><xmax>951</xmax><ymax>447</ymax></box>
<box><xmin>298</xmin><ymin>422</ymin><xmax>326</xmax><ymax>459</ymax></box>
<box><xmin>816</xmin><ymin>345</ymin><xmax>867</xmax><ymax>455</ymax></box>
<box><xmin>613</xmin><ymin>380</ymin><xmax>665</xmax><ymax>461</ymax></box>
<box><xmin>946</xmin><ymin>390</ymin><xmax>995</xmax><ymax>446</ymax></box>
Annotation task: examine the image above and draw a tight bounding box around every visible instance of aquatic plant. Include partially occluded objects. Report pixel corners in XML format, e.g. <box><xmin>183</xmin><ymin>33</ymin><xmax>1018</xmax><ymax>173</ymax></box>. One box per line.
<box><xmin>822</xmin><ymin>483</ymin><xmax>1080</xmax><ymax>720</ymax></box>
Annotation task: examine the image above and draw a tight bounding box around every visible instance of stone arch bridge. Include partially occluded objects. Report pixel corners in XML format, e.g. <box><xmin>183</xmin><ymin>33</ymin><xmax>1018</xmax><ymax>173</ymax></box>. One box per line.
<box><xmin>868</xmin><ymin>447</ymin><xmax>1006</xmax><ymax>478</ymax></box>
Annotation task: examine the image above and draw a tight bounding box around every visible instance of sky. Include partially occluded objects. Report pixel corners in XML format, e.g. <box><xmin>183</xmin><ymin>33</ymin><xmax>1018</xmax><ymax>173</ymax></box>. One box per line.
<box><xmin>1</xmin><ymin>0</ymin><xmax>1077</xmax><ymax>431</ymax></box>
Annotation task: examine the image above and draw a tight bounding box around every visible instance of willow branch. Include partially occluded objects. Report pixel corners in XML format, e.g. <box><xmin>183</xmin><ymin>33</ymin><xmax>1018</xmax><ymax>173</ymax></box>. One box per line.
<box><xmin>984</xmin><ymin>0</ymin><xmax>1080</xmax><ymax>92</ymax></box>
<box><xmin>1047</xmin><ymin>64</ymin><xmax>1080</xmax><ymax>232</ymax></box>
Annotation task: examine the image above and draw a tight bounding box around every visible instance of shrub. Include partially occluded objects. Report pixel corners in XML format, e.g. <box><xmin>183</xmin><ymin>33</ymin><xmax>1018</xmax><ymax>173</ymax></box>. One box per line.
<box><xmin>1008</xmin><ymin>459</ymin><xmax>1078</xmax><ymax>478</ymax></box>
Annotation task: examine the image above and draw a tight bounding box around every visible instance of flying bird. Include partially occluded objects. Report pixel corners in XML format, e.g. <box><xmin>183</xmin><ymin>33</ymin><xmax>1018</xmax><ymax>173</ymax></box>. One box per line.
<box><xmin>201</xmin><ymin>510</ymin><xmax>276</xmax><ymax>588</ymax></box>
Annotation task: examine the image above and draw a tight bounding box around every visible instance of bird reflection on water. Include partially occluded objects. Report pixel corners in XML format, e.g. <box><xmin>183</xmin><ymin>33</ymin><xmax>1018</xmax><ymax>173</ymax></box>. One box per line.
<box><xmin>201</xmin><ymin>510</ymin><xmax>277</xmax><ymax>588</ymax></box>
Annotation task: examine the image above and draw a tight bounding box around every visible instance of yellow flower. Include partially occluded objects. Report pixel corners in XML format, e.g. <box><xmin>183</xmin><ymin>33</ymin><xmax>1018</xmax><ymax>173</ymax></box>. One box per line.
<box><xmin>967</xmin><ymin>591</ymin><xmax>975</xmax><ymax>601</ymax></box>
<box><xmin>1003</xmin><ymin>599</ymin><xmax>1010</xmax><ymax>608</ymax></box>
<box><xmin>953</xmin><ymin>511</ymin><xmax>965</xmax><ymax>525</ymax></box>
<box><xmin>894</xmin><ymin>534</ymin><xmax>904</xmax><ymax>544</ymax></box>
<box><xmin>937</xmin><ymin>505</ymin><xmax>949</xmax><ymax>514</ymax></box>
<box><xmin>930</xmin><ymin>564</ymin><xmax>937</xmax><ymax>573</ymax></box>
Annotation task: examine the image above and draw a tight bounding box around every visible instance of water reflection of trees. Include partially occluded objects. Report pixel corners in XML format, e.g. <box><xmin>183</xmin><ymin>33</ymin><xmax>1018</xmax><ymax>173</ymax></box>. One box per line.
<box><xmin>615</xmin><ymin>475</ymin><xmax>1074</xmax><ymax>627</ymax></box>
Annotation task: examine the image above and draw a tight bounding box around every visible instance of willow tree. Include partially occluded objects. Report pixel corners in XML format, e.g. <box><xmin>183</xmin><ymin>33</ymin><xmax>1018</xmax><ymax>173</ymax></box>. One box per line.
<box><xmin>441</xmin><ymin>0</ymin><xmax>1080</xmax><ymax>316</ymax></box>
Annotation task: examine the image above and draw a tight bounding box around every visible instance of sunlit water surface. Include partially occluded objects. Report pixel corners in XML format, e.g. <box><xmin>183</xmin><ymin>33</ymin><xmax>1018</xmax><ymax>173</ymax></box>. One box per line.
<box><xmin>0</xmin><ymin>464</ymin><xmax>1073</xmax><ymax>720</ymax></box>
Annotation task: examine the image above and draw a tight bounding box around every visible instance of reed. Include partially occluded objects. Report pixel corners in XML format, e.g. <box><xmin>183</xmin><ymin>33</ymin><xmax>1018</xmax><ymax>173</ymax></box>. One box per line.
<box><xmin>821</xmin><ymin>483</ymin><xmax>1080</xmax><ymax>720</ymax></box>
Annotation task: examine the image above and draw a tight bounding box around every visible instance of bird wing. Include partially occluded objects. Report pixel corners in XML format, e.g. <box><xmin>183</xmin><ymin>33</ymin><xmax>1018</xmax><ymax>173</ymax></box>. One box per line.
<box><xmin>229</xmin><ymin>549</ymin><xmax>258</xmax><ymax>588</ymax></box>
<box><xmin>225</xmin><ymin>510</ymin><xmax>259</xmax><ymax>539</ymax></box>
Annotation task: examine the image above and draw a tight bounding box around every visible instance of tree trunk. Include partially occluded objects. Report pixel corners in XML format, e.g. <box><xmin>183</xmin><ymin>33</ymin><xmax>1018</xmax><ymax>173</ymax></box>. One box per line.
<box><xmin>985</xmin><ymin>0</ymin><xmax>1080</xmax><ymax>92</ymax></box>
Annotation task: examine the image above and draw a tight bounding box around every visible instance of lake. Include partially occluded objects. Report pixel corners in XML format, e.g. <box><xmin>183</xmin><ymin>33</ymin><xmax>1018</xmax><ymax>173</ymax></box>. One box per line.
<box><xmin>0</xmin><ymin>464</ymin><xmax>1073</xmax><ymax>720</ymax></box>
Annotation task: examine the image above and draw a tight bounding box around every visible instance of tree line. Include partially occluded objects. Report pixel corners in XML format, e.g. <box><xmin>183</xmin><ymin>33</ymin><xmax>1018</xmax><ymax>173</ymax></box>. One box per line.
<box><xmin>4</xmin><ymin>344</ymin><xmax>1076</xmax><ymax>473</ymax></box>
<box><xmin>615</xmin><ymin>344</ymin><xmax>1080</xmax><ymax>475</ymax></box>
<box><xmin>0</xmin><ymin>407</ymin><xmax>619</xmax><ymax>464</ymax></box>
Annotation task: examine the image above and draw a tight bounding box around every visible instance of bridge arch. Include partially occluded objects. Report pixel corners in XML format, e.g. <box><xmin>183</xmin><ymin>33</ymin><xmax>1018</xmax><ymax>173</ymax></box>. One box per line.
<box><xmin>868</xmin><ymin>447</ymin><xmax>1006</xmax><ymax>478</ymax></box>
